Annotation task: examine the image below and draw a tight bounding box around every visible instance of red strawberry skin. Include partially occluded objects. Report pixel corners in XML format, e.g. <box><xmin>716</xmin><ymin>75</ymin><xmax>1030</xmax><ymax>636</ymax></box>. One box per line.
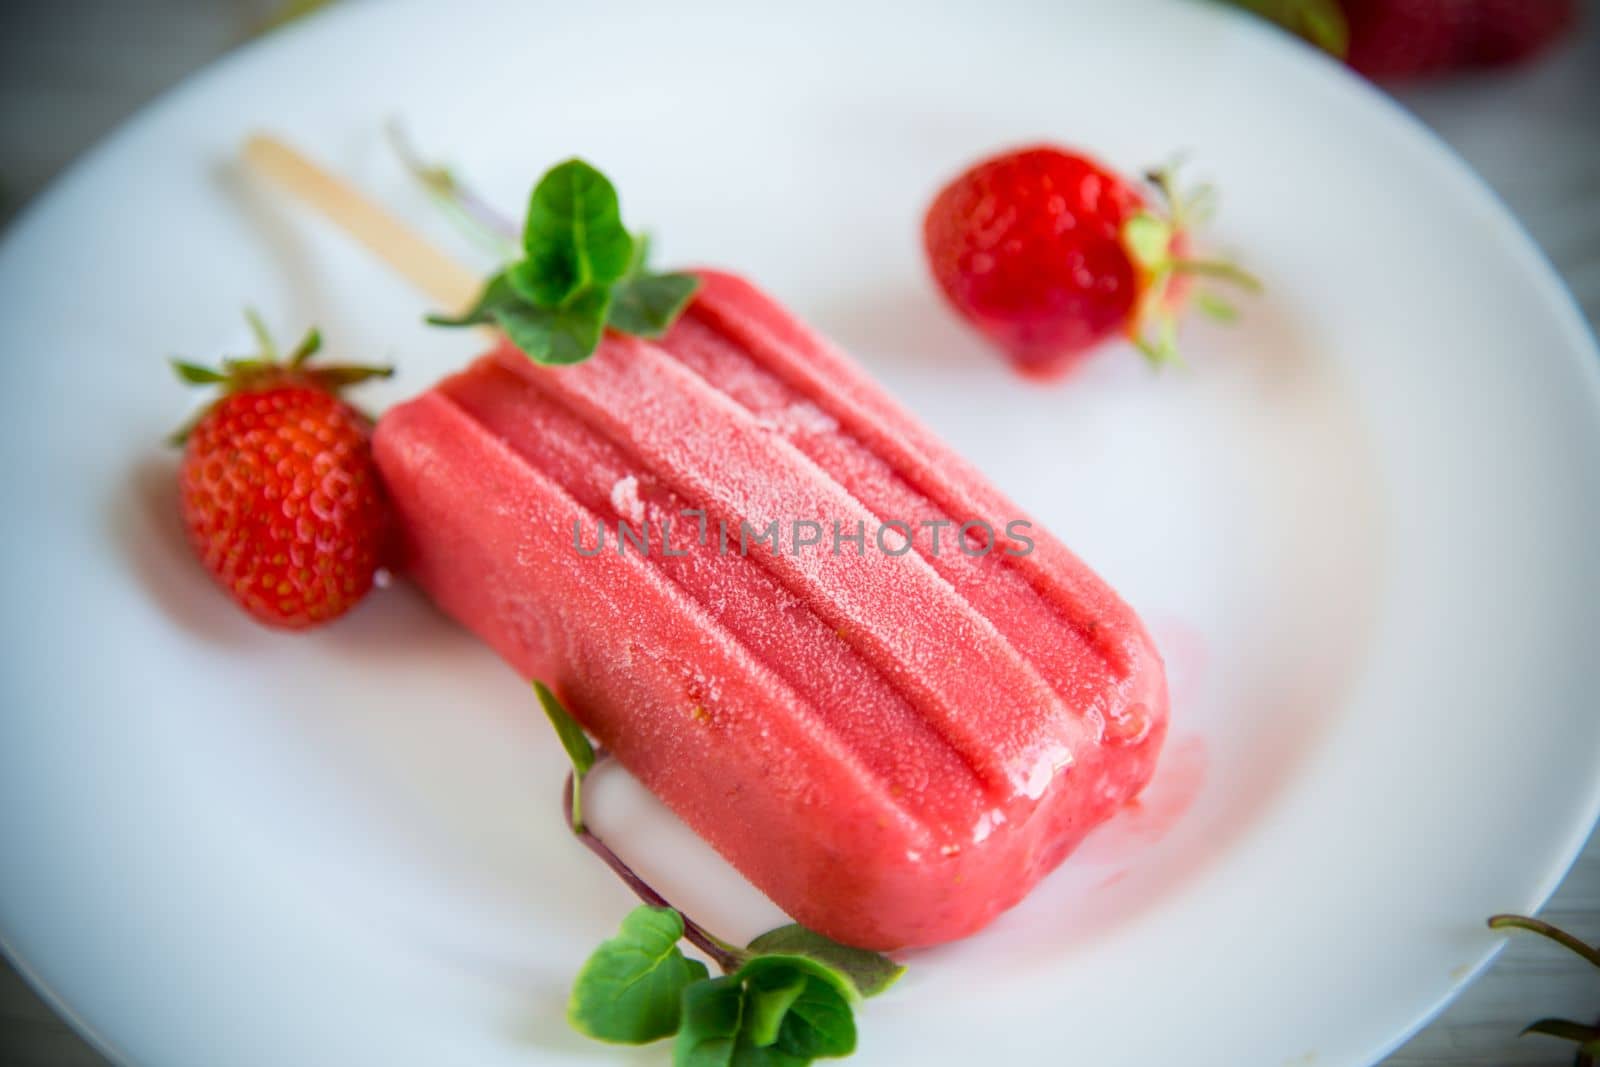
<box><xmin>923</xmin><ymin>145</ymin><xmax>1149</xmax><ymax>380</ymax></box>
<box><xmin>1343</xmin><ymin>0</ymin><xmax>1474</xmax><ymax>79</ymax></box>
<box><xmin>1464</xmin><ymin>0</ymin><xmax>1578</xmax><ymax>67</ymax></box>
<box><xmin>179</xmin><ymin>383</ymin><xmax>387</xmax><ymax>630</ymax></box>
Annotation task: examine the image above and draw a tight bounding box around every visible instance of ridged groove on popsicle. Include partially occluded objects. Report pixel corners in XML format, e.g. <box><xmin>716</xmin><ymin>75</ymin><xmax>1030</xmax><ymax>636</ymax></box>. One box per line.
<box><xmin>686</xmin><ymin>271</ymin><xmax>1151</xmax><ymax>681</ymax></box>
<box><xmin>490</xmin><ymin>339</ymin><xmax>1087</xmax><ymax>803</ymax></box>
<box><xmin>438</xmin><ymin>356</ymin><xmax>992</xmax><ymax>835</ymax></box>
<box><xmin>655</xmin><ymin>309</ymin><xmax>1136</xmax><ymax>738</ymax></box>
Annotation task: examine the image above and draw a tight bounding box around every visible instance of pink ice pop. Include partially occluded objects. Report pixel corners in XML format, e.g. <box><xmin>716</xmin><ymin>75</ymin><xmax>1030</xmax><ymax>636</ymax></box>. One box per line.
<box><xmin>373</xmin><ymin>270</ymin><xmax>1167</xmax><ymax>950</ymax></box>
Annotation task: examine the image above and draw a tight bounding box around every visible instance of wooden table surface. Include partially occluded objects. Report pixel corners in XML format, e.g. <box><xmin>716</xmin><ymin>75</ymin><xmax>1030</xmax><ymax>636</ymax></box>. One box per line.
<box><xmin>1</xmin><ymin>1</ymin><xmax>1597</xmax><ymax>1063</ymax></box>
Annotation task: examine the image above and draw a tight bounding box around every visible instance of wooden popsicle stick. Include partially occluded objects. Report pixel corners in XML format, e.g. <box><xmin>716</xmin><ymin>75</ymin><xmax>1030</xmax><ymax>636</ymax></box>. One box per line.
<box><xmin>241</xmin><ymin>133</ymin><xmax>484</xmax><ymax>314</ymax></box>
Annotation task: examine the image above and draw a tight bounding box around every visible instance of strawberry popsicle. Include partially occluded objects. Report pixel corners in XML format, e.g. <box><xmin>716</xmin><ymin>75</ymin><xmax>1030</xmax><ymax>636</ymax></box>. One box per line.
<box><xmin>374</xmin><ymin>270</ymin><xmax>1167</xmax><ymax>950</ymax></box>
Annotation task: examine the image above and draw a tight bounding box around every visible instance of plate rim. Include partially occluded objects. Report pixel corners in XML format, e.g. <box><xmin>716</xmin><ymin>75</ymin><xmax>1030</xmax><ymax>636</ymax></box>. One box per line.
<box><xmin>1</xmin><ymin>3</ymin><xmax>1598</xmax><ymax>1065</ymax></box>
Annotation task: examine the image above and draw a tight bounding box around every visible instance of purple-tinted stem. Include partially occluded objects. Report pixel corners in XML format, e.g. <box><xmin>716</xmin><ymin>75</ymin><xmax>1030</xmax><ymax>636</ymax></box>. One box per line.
<box><xmin>453</xmin><ymin>183</ymin><xmax>517</xmax><ymax>243</ymax></box>
<box><xmin>561</xmin><ymin>762</ymin><xmax>743</xmax><ymax>973</ymax></box>
<box><xmin>386</xmin><ymin>121</ymin><xmax>517</xmax><ymax>243</ymax></box>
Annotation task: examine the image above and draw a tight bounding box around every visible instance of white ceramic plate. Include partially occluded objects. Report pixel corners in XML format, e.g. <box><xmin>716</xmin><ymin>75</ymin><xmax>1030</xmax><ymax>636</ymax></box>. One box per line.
<box><xmin>3</xmin><ymin>1</ymin><xmax>1599</xmax><ymax>1063</ymax></box>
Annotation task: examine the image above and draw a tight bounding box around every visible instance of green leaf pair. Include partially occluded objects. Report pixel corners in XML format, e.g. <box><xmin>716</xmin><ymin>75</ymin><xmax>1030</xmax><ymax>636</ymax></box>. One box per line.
<box><xmin>428</xmin><ymin>159</ymin><xmax>699</xmax><ymax>365</ymax></box>
<box><xmin>570</xmin><ymin>907</ymin><xmax>896</xmax><ymax>1066</ymax></box>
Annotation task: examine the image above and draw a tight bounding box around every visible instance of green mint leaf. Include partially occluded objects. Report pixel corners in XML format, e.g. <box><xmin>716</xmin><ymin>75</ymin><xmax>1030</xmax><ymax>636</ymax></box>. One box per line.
<box><xmin>532</xmin><ymin>680</ymin><xmax>595</xmax><ymax>778</ymax></box>
<box><xmin>746</xmin><ymin>925</ymin><xmax>904</xmax><ymax>998</ymax></box>
<box><xmin>569</xmin><ymin>906</ymin><xmax>710</xmax><ymax>1044</ymax></box>
<box><xmin>492</xmin><ymin>285</ymin><xmax>610</xmax><ymax>366</ymax></box>
<box><xmin>628</xmin><ymin>231</ymin><xmax>653</xmax><ymax>276</ymax></box>
<box><xmin>729</xmin><ymin>1039</ymin><xmax>808</xmax><ymax>1066</ymax></box>
<box><xmin>735</xmin><ymin>956</ymin><xmax>856</xmax><ymax>1060</ymax></box>
<box><xmin>674</xmin><ymin>976</ymin><xmax>746</xmax><ymax>1067</ymax></box>
<box><xmin>609</xmin><ymin>272</ymin><xmax>701</xmax><ymax>339</ymax></box>
<box><xmin>170</xmin><ymin>359</ymin><xmax>227</xmax><ymax>384</ymax></box>
<box><xmin>426</xmin><ymin>270</ymin><xmax>519</xmax><ymax>328</ymax></box>
<box><xmin>743</xmin><ymin>972</ymin><xmax>806</xmax><ymax>1048</ymax></box>
<box><xmin>491</xmin><ymin>304</ymin><xmax>553</xmax><ymax>361</ymax></box>
<box><xmin>775</xmin><ymin>976</ymin><xmax>854</xmax><ymax>1059</ymax></box>
<box><xmin>522</xmin><ymin>159</ymin><xmax>635</xmax><ymax>307</ymax></box>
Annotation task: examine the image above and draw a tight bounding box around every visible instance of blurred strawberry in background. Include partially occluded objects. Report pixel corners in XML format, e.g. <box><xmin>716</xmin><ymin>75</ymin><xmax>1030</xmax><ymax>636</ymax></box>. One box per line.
<box><xmin>1226</xmin><ymin>0</ymin><xmax>1580</xmax><ymax>80</ymax></box>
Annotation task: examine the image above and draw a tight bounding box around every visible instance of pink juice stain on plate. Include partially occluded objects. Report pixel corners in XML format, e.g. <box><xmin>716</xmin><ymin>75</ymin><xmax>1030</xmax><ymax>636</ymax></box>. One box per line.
<box><xmin>1078</xmin><ymin>618</ymin><xmax>1213</xmax><ymax>872</ymax></box>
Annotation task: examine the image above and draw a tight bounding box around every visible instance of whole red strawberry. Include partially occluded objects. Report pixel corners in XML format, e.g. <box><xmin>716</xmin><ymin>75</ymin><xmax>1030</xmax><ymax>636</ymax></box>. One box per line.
<box><xmin>171</xmin><ymin>315</ymin><xmax>392</xmax><ymax>630</ymax></box>
<box><xmin>923</xmin><ymin>145</ymin><xmax>1256</xmax><ymax>379</ymax></box>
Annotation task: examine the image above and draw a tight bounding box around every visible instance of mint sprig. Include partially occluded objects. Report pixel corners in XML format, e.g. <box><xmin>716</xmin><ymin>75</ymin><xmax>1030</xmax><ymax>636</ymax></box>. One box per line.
<box><xmin>427</xmin><ymin>159</ymin><xmax>699</xmax><ymax>364</ymax></box>
<box><xmin>1488</xmin><ymin>914</ymin><xmax>1600</xmax><ymax>1060</ymax></box>
<box><xmin>532</xmin><ymin>681</ymin><xmax>901</xmax><ymax>1065</ymax></box>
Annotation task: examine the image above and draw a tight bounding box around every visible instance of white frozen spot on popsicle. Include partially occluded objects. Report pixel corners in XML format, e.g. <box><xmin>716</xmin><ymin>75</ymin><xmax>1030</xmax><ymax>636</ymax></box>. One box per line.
<box><xmin>610</xmin><ymin>474</ymin><xmax>645</xmax><ymax>524</ymax></box>
<box><xmin>1020</xmin><ymin>752</ymin><xmax>1061</xmax><ymax>800</ymax></box>
<box><xmin>757</xmin><ymin>400</ymin><xmax>839</xmax><ymax>438</ymax></box>
<box><xmin>782</xmin><ymin>400</ymin><xmax>838</xmax><ymax>435</ymax></box>
<box><xmin>971</xmin><ymin>809</ymin><xmax>1007</xmax><ymax>844</ymax></box>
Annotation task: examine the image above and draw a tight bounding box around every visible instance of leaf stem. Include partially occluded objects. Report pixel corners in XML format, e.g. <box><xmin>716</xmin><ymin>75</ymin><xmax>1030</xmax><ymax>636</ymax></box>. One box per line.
<box><xmin>1489</xmin><ymin>915</ymin><xmax>1600</xmax><ymax>969</ymax></box>
<box><xmin>386</xmin><ymin>121</ymin><xmax>519</xmax><ymax>254</ymax></box>
<box><xmin>561</xmin><ymin>757</ymin><xmax>746</xmax><ymax>974</ymax></box>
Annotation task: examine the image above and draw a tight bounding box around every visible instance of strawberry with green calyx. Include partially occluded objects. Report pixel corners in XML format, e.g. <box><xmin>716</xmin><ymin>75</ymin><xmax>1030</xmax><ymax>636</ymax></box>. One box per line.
<box><xmin>924</xmin><ymin>145</ymin><xmax>1259</xmax><ymax>379</ymax></box>
<box><xmin>428</xmin><ymin>158</ymin><xmax>699</xmax><ymax>366</ymax></box>
<box><xmin>170</xmin><ymin>312</ymin><xmax>393</xmax><ymax>631</ymax></box>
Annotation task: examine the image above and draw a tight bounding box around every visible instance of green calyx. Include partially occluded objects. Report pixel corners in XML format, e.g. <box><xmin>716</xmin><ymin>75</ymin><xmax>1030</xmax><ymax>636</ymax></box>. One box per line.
<box><xmin>166</xmin><ymin>310</ymin><xmax>392</xmax><ymax>444</ymax></box>
<box><xmin>1119</xmin><ymin>163</ymin><xmax>1261</xmax><ymax>369</ymax></box>
<box><xmin>427</xmin><ymin>159</ymin><xmax>700</xmax><ymax>366</ymax></box>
